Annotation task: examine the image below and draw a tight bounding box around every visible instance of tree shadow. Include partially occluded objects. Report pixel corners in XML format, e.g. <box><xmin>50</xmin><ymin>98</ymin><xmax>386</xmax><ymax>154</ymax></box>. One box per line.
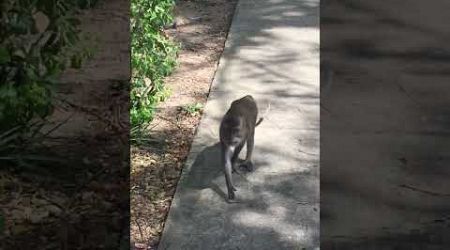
<box><xmin>158</xmin><ymin>139</ymin><xmax>319</xmax><ymax>249</ymax></box>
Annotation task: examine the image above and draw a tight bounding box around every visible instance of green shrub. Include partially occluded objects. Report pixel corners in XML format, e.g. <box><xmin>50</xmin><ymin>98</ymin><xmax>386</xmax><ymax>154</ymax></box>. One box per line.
<box><xmin>131</xmin><ymin>0</ymin><xmax>179</xmax><ymax>131</ymax></box>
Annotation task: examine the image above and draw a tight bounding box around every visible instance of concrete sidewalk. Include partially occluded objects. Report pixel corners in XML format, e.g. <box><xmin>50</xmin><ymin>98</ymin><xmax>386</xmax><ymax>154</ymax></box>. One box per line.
<box><xmin>159</xmin><ymin>0</ymin><xmax>319</xmax><ymax>248</ymax></box>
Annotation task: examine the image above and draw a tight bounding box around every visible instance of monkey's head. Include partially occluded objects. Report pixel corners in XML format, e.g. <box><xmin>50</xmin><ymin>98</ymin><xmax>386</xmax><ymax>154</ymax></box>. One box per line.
<box><xmin>222</xmin><ymin>116</ymin><xmax>245</xmax><ymax>146</ymax></box>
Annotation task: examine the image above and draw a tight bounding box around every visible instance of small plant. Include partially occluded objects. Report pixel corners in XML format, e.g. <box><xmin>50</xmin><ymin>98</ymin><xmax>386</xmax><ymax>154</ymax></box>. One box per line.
<box><xmin>0</xmin><ymin>120</ymin><xmax>67</xmax><ymax>173</ymax></box>
<box><xmin>182</xmin><ymin>102</ymin><xmax>204</xmax><ymax>116</ymax></box>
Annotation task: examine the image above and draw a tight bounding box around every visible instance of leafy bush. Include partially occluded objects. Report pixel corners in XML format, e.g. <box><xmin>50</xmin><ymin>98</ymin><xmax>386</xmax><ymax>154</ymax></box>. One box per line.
<box><xmin>131</xmin><ymin>0</ymin><xmax>179</xmax><ymax>130</ymax></box>
<box><xmin>0</xmin><ymin>0</ymin><xmax>96</xmax><ymax>131</ymax></box>
<box><xmin>0</xmin><ymin>0</ymin><xmax>97</xmax><ymax>170</ymax></box>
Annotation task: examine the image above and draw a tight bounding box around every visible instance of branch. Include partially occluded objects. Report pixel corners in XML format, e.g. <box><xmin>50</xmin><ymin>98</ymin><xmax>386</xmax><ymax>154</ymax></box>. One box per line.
<box><xmin>399</xmin><ymin>184</ymin><xmax>450</xmax><ymax>197</ymax></box>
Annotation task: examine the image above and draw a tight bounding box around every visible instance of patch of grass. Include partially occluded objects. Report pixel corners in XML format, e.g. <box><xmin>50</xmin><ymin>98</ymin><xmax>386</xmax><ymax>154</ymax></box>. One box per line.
<box><xmin>182</xmin><ymin>102</ymin><xmax>204</xmax><ymax>116</ymax></box>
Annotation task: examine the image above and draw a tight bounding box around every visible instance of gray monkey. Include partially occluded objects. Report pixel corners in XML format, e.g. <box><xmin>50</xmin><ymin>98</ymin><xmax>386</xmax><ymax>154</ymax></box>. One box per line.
<box><xmin>219</xmin><ymin>95</ymin><xmax>263</xmax><ymax>201</ymax></box>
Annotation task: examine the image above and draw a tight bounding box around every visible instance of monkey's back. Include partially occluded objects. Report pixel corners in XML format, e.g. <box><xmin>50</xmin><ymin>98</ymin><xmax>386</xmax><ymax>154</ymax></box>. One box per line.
<box><xmin>220</xmin><ymin>95</ymin><xmax>258</xmax><ymax>146</ymax></box>
<box><xmin>227</xmin><ymin>95</ymin><xmax>258</xmax><ymax>125</ymax></box>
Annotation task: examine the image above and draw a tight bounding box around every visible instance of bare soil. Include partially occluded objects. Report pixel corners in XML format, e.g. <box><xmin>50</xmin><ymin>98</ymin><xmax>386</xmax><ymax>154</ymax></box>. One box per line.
<box><xmin>130</xmin><ymin>0</ymin><xmax>237</xmax><ymax>248</ymax></box>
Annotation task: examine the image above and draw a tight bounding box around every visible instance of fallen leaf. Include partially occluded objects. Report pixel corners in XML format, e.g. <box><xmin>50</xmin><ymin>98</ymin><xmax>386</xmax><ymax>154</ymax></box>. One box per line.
<box><xmin>30</xmin><ymin>208</ymin><xmax>49</xmax><ymax>223</ymax></box>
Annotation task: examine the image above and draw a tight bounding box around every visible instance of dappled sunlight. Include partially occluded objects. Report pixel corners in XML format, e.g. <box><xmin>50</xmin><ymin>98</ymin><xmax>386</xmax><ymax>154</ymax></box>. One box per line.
<box><xmin>232</xmin><ymin>209</ymin><xmax>308</xmax><ymax>242</ymax></box>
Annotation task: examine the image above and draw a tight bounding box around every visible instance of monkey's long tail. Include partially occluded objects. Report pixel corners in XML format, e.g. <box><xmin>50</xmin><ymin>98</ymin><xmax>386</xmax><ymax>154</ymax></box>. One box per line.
<box><xmin>255</xmin><ymin>118</ymin><xmax>263</xmax><ymax>127</ymax></box>
<box><xmin>256</xmin><ymin>102</ymin><xmax>271</xmax><ymax>127</ymax></box>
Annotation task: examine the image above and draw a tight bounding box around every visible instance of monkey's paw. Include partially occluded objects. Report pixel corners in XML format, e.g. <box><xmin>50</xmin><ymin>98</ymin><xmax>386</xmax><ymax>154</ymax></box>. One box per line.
<box><xmin>228</xmin><ymin>191</ymin><xmax>235</xmax><ymax>200</ymax></box>
<box><xmin>240</xmin><ymin>161</ymin><xmax>254</xmax><ymax>172</ymax></box>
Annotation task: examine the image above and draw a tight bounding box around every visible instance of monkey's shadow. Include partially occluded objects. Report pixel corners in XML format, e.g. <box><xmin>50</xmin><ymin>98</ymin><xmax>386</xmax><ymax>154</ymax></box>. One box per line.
<box><xmin>184</xmin><ymin>142</ymin><xmax>251</xmax><ymax>202</ymax></box>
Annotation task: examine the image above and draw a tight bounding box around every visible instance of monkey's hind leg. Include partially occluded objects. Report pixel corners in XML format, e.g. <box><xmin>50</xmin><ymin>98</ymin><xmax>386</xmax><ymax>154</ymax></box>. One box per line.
<box><xmin>241</xmin><ymin>131</ymin><xmax>255</xmax><ymax>172</ymax></box>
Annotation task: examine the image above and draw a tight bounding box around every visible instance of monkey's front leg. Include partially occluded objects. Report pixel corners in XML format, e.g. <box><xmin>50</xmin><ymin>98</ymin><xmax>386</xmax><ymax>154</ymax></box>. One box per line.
<box><xmin>222</xmin><ymin>145</ymin><xmax>237</xmax><ymax>200</ymax></box>
<box><xmin>231</xmin><ymin>143</ymin><xmax>244</xmax><ymax>173</ymax></box>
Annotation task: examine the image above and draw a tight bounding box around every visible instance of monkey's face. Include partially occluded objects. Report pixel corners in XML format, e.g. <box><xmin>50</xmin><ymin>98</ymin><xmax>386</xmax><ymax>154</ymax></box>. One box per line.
<box><xmin>221</xmin><ymin>116</ymin><xmax>245</xmax><ymax>146</ymax></box>
<box><xmin>227</xmin><ymin>127</ymin><xmax>244</xmax><ymax>146</ymax></box>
